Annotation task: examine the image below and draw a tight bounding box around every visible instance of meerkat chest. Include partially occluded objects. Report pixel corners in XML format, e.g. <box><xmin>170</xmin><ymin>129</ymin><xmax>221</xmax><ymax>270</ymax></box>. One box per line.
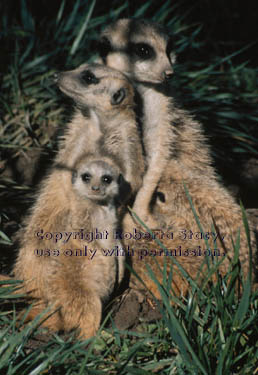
<box><xmin>91</xmin><ymin>205</ymin><xmax>117</xmax><ymax>248</ymax></box>
<box><xmin>140</xmin><ymin>87</ymin><xmax>166</xmax><ymax>133</ymax></box>
<box><xmin>138</xmin><ymin>86</ymin><xmax>169</xmax><ymax>155</ymax></box>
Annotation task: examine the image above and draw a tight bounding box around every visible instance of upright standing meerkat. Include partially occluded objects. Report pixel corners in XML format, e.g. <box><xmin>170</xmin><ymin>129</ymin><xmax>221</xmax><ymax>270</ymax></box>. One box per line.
<box><xmin>14</xmin><ymin>153</ymin><xmax>126</xmax><ymax>339</ymax></box>
<box><xmin>98</xmin><ymin>18</ymin><xmax>175</xmax><ymax>228</ymax></box>
<box><xmin>96</xmin><ymin>18</ymin><xmax>257</xmax><ymax>296</ymax></box>
<box><xmin>13</xmin><ymin>65</ymin><xmax>145</xmax><ymax>337</ymax></box>
<box><xmin>56</xmin><ymin>63</ymin><xmax>144</xmax><ymax>196</ymax></box>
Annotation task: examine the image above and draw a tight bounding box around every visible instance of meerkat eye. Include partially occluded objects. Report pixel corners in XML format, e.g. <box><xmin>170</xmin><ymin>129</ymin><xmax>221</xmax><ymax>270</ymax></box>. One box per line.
<box><xmin>111</xmin><ymin>88</ymin><xmax>126</xmax><ymax>105</ymax></box>
<box><xmin>81</xmin><ymin>173</ymin><xmax>91</xmax><ymax>183</ymax></box>
<box><xmin>102</xmin><ymin>175</ymin><xmax>113</xmax><ymax>184</ymax></box>
<box><xmin>131</xmin><ymin>43</ymin><xmax>155</xmax><ymax>60</ymax></box>
<box><xmin>80</xmin><ymin>70</ymin><xmax>99</xmax><ymax>85</ymax></box>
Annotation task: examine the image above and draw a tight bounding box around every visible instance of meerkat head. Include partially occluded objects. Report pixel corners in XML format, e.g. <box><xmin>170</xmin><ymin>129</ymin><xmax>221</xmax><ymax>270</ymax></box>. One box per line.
<box><xmin>97</xmin><ymin>18</ymin><xmax>176</xmax><ymax>84</ymax></box>
<box><xmin>56</xmin><ymin>63</ymin><xmax>135</xmax><ymax>113</ymax></box>
<box><xmin>72</xmin><ymin>157</ymin><xmax>126</xmax><ymax>205</ymax></box>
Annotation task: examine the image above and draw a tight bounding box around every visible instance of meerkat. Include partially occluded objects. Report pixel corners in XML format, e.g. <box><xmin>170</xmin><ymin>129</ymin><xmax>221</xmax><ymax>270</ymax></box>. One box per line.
<box><xmin>14</xmin><ymin>153</ymin><xmax>126</xmax><ymax>338</ymax></box>
<box><xmin>12</xmin><ymin>65</ymin><xmax>145</xmax><ymax>338</ymax></box>
<box><xmin>71</xmin><ymin>154</ymin><xmax>126</xmax><ymax>283</ymax></box>
<box><xmin>96</xmin><ymin>18</ymin><xmax>257</xmax><ymax>296</ymax></box>
<box><xmin>98</xmin><ymin>18</ymin><xmax>175</xmax><ymax>228</ymax></box>
<box><xmin>55</xmin><ymin>63</ymin><xmax>144</xmax><ymax>196</ymax></box>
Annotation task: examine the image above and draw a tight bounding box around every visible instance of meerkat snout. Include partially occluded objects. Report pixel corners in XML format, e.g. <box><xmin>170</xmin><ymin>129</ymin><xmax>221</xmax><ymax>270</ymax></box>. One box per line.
<box><xmin>163</xmin><ymin>69</ymin><xmax>173</xmax><ymax>80</ymax></box>
<box><xmin>72</xmin><ymin>159</ymin><xmax>121</xmax><ymax>204</ymax></box>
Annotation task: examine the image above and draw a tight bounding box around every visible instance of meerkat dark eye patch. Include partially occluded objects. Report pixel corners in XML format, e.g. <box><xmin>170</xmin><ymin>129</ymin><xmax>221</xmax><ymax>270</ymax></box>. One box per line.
<box><xmin>111</xmin><ymin>88</ymin><xmax>126</xmax><ymax>105</ymax></box>
<box><xmin>81</xmin><ymin>173</ymin><xmax>91</xmax><ymax>183</ymax></box>
<box><xmin>97</xmin><ymin>37</ymin><xmax>112</xmax><ymax>59</ymax></box>
<box><xmin>102</xmin><ymin>175</ymin><xmax>113</xmax><ymax>184</ymax></box>
<box><xmin>80</xmin><ymin>70</ymin><xmax>99</xmax><ymax>85</ymax></box>
<box><xmin>129</xmin><ymin>43</ymin><xmax>155</xmax><ymax>60</ymax></box>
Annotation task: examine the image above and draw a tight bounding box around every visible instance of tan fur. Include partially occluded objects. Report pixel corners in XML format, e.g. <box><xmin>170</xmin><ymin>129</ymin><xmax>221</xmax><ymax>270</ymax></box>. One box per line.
<box><xmin>126</xmin><ymin>85</ymin><xmax>176</xmax><ymax>228</ymax></box>
<box><xmin>100</xmin><ymin>20</ymin><xmax>175</xmax><ymax>227</ymax></box>
<box><xmin>72</xmin><ymin>155</ymin><xmax>125</xmax><ymax>283</ymax></box>
<box><xmin>56</xmin><ymin>63</ymin><xmax>144</xmax><ymax>194</ymax></box>
<box><xmin>98</xmin><ymin>18</ymin><xmax>257</xmax><ymax>297</ymax></box>
<box><xmin>14</xmin><ymin>157</ymin><xmax>122</xmax><ymax>338</ymax></box>
<box><xmin>100</xmin><ymin>19</ymin><xmax>175</xmax><ymax>83</ymax></box>
<box><xmin>13</xmin><ymin>65</ymin><xmax>145</xmax><ymax>338</ymax></box>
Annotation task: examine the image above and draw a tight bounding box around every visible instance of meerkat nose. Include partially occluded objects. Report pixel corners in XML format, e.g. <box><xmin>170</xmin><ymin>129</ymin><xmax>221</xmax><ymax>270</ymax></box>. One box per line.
<box><xmin>91</xmin><ymin>185</ymin><xmax>100</xmax><ymax>191</ymax></box>
<box><xmin>164</xmin><ymin>69</ymin><xmax>173</xmax><ymax>80</ymax></box>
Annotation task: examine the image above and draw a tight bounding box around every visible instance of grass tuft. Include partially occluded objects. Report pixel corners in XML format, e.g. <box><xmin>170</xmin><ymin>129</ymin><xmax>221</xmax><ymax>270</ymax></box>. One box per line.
<box><xmin>0</xmin><ymin>1</ymin><xmax>257</xmax><ymax>373</ymax></box>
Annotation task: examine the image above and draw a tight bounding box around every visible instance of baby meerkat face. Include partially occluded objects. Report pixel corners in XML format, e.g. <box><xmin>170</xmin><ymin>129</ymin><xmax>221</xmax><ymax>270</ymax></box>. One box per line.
<box><xmin>56</xmin><ymin>63</ymin><xmax>135</xmax><ymax>111</ymax></box>
<box><xmin>98</xmin><ymin>18</ymin><xmax>176</xmax><ymax>84</ymax></box>
<box><xmin>72</xmin><ymin>159</ymin><xmax>121</xmax><ymax>204</ymax></box>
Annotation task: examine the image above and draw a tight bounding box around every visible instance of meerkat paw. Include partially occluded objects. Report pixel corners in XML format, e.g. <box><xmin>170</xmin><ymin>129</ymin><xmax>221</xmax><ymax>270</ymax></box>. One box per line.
<box><xmin>132</xmin><ymin>204</ymin><xmax>159</xmax><ymax>229</ymax></box>
<box><xmin>123</xmin><ymin>209</ymin><xmax>160</xmax><ymax>231</ymax></box>
<box><xmin>17</xmin><ymin>303</ymin><xmax>63</xmax><ymax>332</ymax></box>
<box><xmin>140</xmin><ymin>215</ymin><xmax>160</xmax><ymax>230</ymax></box>
<box><xmin>61</xmin><ymin>293</ymin><xmax>102</xmax><ymax>340</ymax></box>
<box><xmin>131</xmin><ymin>210</ymin><xmax>160</xmax><ymax>230</ymax></box>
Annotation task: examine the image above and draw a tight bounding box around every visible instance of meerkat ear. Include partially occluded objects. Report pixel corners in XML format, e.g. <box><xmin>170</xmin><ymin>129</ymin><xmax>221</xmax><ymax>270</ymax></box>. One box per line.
<box><xmin>111</xmin><ymin>88</ymin><xmax>126</xmax><ymax>105</ymax></box>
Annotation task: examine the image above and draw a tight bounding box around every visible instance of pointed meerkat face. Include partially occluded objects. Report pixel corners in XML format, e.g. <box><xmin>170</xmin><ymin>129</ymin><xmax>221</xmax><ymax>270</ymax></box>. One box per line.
<box><xmin>98</xmin><ymin>18</ymin><xmax>176</xmax><ymax>84</ymax></box>
<box><xmin>72</xmin><ymin>158</ymin><xmax>123</xmax><ymax>204</ymax></box>
<box><xmin>56</xmin><ymin>63</ymin><xmax>135</xmax><ymax>112</ymax></box>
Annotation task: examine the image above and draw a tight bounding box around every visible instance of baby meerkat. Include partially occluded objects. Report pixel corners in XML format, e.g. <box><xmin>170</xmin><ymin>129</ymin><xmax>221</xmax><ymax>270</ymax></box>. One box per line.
<box><xmin>96</xmin><ymin>18</ymin><xmax>257</xmax><ymax>296</ymax></box>
<box><xmin>13</xmin><ymin>65</ymin><xmax>145</xmax><ymax>338</ymax></box>
<box><xmin>72</xmin><ymin>155</ymin><xmax>127</xmax><ymax>284</ymax></box>
<box><xmin>14</xmin><ymin>154</ymin><xmax>126</xmax><ymax>339</ymax></box>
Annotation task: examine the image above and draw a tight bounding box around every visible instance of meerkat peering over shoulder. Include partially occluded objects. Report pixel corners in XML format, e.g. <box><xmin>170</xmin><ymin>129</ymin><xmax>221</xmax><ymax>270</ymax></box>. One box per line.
<box><xmin>98</xmin><ymin>19</ymin><xmax>178</xmax><ymax>227</ymax></box>
<box><xmin>55</xmin><ymin>63</ymin><xmax>144</xmax><ymax>196</ymax></box>
<box><xmin>96</xmin><ymin>18</ymin><xmax>257</xmax><ymax>294</ymax></box>
<box><xmin>98</xmin><ymin>18</ymin><xmax>175</xmax><ymax>83</ymax></box>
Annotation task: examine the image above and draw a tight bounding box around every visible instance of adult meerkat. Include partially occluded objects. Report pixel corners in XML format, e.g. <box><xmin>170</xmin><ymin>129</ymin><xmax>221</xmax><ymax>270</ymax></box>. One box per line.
<box><xmin>13</xmin><ymin>65</ymin><xmax>145</xmax><ymax>337</ymax></box>
<box><xmin>96</xmin><ymin>18</ymin><xmax>257</xmax><ymax>296</ymax></box>
<box><xmin>98</xmin><ymin>18</ymin><xmax>175</xmax><ymax>228</ymax></box>
<box><xmin>55</xmin><ymin>63</ymin><xmax>144</xmax><ymax>196</ymax></box>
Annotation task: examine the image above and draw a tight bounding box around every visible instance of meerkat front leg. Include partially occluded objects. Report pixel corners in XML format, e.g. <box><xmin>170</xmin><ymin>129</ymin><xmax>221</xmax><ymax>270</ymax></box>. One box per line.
<box><xmin>45</xmin><ymin>262</ymin><xmax>103</xmax><ymax>339</ymax></box>
<box><xmin>127</xmin><ymin>169</ymin><xmax>165</xmax><ymax>229</ymax></box>
<box><xmin>126</xmin><ymin>88</ymin><xmax>174</xmax><ymax>230</ymax></box>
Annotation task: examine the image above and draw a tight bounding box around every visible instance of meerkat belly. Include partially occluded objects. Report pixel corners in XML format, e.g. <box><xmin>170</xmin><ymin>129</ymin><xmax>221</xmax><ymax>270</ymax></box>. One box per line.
<box><xmin>91</xmin><ymin>206</ymin><xmax>125</xmax><ymax>285</ymax></box>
